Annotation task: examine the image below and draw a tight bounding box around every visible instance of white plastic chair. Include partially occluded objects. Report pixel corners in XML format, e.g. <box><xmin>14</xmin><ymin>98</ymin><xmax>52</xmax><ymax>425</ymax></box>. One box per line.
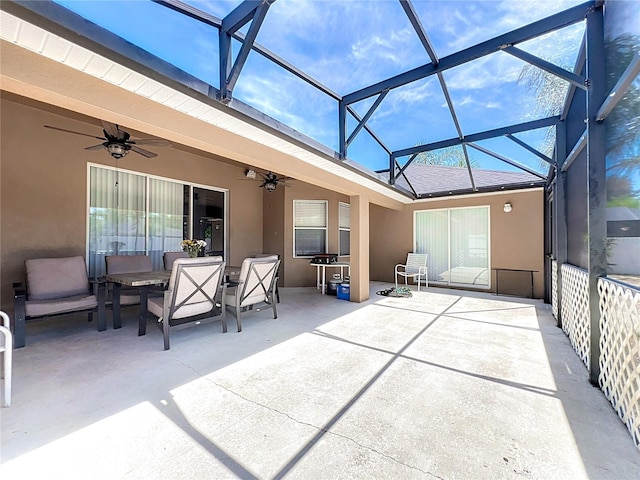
<box><xmin>0</xmin><ymin>311</ymin><xmax>13</xmax><ymax>407</ymax></box>
<box><xmin>395</xmin><ymin>253</ymin><xmax>428</xmax><ymax>291</ymax></box>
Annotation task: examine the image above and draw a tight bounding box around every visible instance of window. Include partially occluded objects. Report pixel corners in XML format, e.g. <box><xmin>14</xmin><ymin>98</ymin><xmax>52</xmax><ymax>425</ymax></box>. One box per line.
<box><xmin>414</xmin><ymin>206</ymin><xmax>490</xmax><ymax>287</ymax></box>
<box><xmin>294</xmin><ymin>200</ymin><xmax>327</xmax><ymax>257</ymax></box>
<box><xmin>88</xmin><ymin>165</ymin><xmax>225</xmax><ymax>277</ymax></box>
<box><xmin>339</xmin><ymin>202</ymin><xmax>350</xmax><ymax>256</ymax></box>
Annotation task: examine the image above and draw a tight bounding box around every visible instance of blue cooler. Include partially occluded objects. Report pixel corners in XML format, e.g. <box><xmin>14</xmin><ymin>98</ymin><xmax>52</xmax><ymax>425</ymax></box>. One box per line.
<box><xmin>337</xmin><ymin>283</ymin><xmax>350</xmax><ymax>300</ymax></box>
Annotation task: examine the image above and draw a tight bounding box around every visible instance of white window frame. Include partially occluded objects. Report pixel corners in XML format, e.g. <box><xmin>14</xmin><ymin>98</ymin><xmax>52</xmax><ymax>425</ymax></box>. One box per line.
<box><xmin>293</xmin><ymin>199</ymin><xmax>328</xmax><ymax>258</ymax></box>
<box><xmin>86</xmin><ymin>163</ymin><xmax>228</xmax><ymax>275</ymax></box>
<box><xmin>339</xmin><ymin>201</ymin><xmax>350</xmax><ymax>257</ymax></box>
<box><xmin>413</xmin><ymin>205</ymin><xmax>491</xmax><ymax>289</ymax></box>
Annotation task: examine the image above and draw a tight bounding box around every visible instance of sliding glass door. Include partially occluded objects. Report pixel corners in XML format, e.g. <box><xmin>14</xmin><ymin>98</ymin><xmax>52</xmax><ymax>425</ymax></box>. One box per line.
<box><xmin>415</xmin><ymin>206</ymin><xmax>490</xmax><ymax>288</ymax></box>
<box><xmin>88</xmin><ymin>165</ymin><xmax>226</xmax><ymax>277</ymax></box>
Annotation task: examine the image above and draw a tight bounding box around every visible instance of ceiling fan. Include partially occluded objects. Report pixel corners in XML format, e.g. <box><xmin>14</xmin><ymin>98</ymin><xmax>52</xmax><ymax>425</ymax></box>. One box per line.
<box><xmin>244</xmin><ymin>169</ymin><xmax>292</xmax><ymax>192</ymax></box>
<box><xmin>44</xmin><ymin>120</ymin><xmax>171</xmax><ymax>159</ymax></box>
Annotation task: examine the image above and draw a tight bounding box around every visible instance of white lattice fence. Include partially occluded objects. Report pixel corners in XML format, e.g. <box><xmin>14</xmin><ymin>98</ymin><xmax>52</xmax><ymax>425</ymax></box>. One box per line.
<box><xmin>552</xmin><ymin>260</ymin><xmax>558</xmax><ymax>320</ymax></box>
<box><xmin>560</xmin><ymin>264</ymin><xmax>590</xmax><ymax>370</ymax></box>
<box><xmin>598</xmin><ymin>278</ymin><xmax>640</xmax><ymax>450</ymax></box>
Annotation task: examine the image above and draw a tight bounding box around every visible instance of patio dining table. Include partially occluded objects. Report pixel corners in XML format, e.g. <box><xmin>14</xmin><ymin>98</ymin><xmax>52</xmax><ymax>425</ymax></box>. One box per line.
<box><xmin>105</xmin><ymin>265</ymin><xmax>241</xmax><ymax>333</ymax></box>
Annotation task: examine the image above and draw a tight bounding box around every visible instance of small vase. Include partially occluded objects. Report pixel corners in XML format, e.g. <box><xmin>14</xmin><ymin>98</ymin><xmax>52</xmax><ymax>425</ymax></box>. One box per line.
<box><xmin>187</xmin><ymin>249</ymin><xmax>199</xmax><ymax>258</ymax></box>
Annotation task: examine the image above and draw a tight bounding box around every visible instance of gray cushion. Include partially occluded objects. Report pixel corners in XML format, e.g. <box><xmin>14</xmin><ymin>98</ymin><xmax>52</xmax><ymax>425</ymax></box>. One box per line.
<box><xmin>105</xmin><ymin>255</ymin><xmax>153</xmax><ymax>275</ymax></box>
<box><xmin>26</xmin><ymin>256</ymin><xmax>90</xmax><ymax>301</ymax></box>
<box><xmin>163</xmin><ymin>251</ymin><xmax>189</xmax><ymax>270</ymax></box>
<box><xmin>147</xmin><ymin>296</ymin><xmax>164</xmax><ymax>318</ymax></box>
<box><xmin>119</xmin><ymin>291</ymin><xmax>141</xmax><ymax>306</ymax></box>
<box><xmin>25</xmin><ymin>294</ymin><xmax>97</xmax><ymax>317</ymax></box>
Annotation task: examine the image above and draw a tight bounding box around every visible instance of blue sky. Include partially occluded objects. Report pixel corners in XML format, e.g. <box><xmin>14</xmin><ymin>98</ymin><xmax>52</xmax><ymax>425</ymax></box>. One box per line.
<box><xmin>56</xmin><ymin>0</ymin><xmax>587</xmax><ymax>174</ymax></box>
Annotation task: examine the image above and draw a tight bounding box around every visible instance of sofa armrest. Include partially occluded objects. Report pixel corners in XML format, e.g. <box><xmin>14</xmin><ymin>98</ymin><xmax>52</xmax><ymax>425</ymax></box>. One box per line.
<box><xmin>13</xmin><ymin>282</ymin><xmax>26</xmax><ymax>298</ymax></box>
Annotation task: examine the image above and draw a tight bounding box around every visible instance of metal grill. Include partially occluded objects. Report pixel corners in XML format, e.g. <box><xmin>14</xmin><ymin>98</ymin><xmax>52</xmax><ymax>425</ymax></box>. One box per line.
<box><xmin>552</xmin><ymin>260</ymin><xmax>558</xmax><ymax>320</ymax></box>
<box><xmin>598</xmin><ymin>277</ymin><xmax>640</xmax><ymax>450</ymax></box>
<box><xmin>560</xmin><ymin>264</ymin><xmax>590</xmax><ymax>370</ymax></box>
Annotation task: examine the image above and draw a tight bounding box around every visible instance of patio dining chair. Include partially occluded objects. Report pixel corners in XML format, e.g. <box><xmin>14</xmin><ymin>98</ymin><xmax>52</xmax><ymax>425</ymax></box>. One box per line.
<box><xmin>163</xmin><ymin>251</ymin><xmax>189</xmax><ymax>270</ymax></box>
<box><xmin>254</xmin><ymin>253</ymin><xmax>281</xmax><ymax>303</ymax></box>
<box><xmin>105</xmin><ymin>254</ymin><xmax>155</xmax><ymax>306</ymax></box>
<box><xmin>225</xmin><ymin>255</ymin><xmax>280</xmax><ymax>332</ymax></box>
<box><xmin>13</xmin><ymin>256</ymin><xmax>106</xmax><ymax>348</ymax></box>
<box><xmin>145</xmin><ymin>257</ymin><xmax>227</xmax><ymax>350</ymax></box>
<box><xmin>395</xmin><ymin>253</ymin><xmax>428</xmax><ymax>291</ymax></box>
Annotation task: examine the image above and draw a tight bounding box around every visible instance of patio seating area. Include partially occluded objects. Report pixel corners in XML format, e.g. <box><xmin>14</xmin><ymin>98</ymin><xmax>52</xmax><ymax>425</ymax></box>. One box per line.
<box><xmin>1</xmin><ymin>284</ymin><xmax>638</xmax><ymax>479</ymax></box>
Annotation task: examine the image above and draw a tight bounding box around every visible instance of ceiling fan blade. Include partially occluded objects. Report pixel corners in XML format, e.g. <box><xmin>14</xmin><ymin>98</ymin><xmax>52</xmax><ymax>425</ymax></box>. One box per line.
<box><xmin>129</xmin><ymin>138</ymin><xmax>171</xmax><ymax>147</ymax></box>
<box><xmin>44</xmin><ymin>125</ymin><xmax>106</xmax><ymax>140</ymax></box>
<box><xmin>85</xmin><ymin>144</ymin><xmax>105</xmax><ymax>151</ymax></box>
<box><xmin>100</xmin><ymin>120</ymin><xmax>121</xmax><ymax>139</ymax></box>
<box><xmin>130</xmin><ymin>145</ymin><xmax>157</xmax><ymax>158</ymax></box>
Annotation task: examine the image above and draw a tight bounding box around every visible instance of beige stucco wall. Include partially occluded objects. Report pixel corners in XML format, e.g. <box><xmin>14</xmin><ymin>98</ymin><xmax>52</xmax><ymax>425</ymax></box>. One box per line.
<box><xmin>262</xmin><ymin>183</ymin><xmax>285</xmax><ymax>285</ymax></box>
<box><xmin>0</xmin><ymin>95</ymin><xmax>265</xmax><ymax>312</ymax></box>
<box><xmin>282</xmin><ymin>182</ymin><xmax>351</xmax><ymax>287</ymax></box>
<box><xmin>370</xmin><ymin>190</ymin><xmax>545</xmax><ymax>298</ymax></box>
<box><xmin>1</xmin><ymin>92</ymin><xmax>546</xmax><ymax>315</ymax></box>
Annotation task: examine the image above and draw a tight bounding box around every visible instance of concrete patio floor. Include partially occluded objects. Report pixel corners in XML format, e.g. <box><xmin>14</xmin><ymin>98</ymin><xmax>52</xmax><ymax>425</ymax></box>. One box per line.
<box><xmin>1</xmin><ymin>283</ymin><xmax>639</xmax><ymax>479</ymax></box>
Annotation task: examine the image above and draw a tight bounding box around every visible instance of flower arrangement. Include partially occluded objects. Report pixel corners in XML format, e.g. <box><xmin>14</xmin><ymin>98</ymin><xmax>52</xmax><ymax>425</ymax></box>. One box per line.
<box><xmin>181</xmin><ymin>239</ymin><xmax>207</xmax><ymax>258</ymax></box>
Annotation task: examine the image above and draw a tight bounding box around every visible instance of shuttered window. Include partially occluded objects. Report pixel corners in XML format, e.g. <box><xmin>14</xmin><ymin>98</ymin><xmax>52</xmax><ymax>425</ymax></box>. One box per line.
<box><xmin>339</xmin><ymin>202</ymin><xmax>350</xmax><ymax>256</ymax></box>
<box><xmin>294</xmin><ymin>200</ymin><xmax>327</xmax><ymax>257</ymax></box>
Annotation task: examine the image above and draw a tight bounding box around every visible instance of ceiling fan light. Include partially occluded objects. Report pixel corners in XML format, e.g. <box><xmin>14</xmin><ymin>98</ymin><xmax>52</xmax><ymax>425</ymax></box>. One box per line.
<box><xmin>107</xmin><ymin>143</ymin><xmax>128</xmax><ymax>159</ymax></box>
<box><xmin>263</xmin><ymin>181</ymin><xmax>277</xmax><ymax>192</ymax></box>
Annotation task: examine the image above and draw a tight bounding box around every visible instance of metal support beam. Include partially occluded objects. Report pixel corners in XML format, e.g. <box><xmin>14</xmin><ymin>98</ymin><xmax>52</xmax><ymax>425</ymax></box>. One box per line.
<box><xmin>393</xmin><ymin>116</ymin><xmax>560</xmax><ymax>159</ymax></box>
<box><xmin>561</xmin><ymin>34</ymin><xmax>587</xmax><ymax>121</ymax></box>
<box><xmin>399</xmin><ymin>0</ymin><xmax>477</xmax><ymax>191</ymax></box>
<box><xmin>560</xmin><ymin>129</ymin><xmax>587</xmax><ymax>172</ymax></box>
<box><xmin>219</xmin><ymin>0</ymin><xmax>274</xmax><ymax>102</ymax></box>
<box><xmin>347</xmin><ymin>106</ymin><xmax>392</xmax><ymax>155</ymax></box>
<box><xmin>220</xmin><ymin>0</ymin><xmax>268</xmax><ymax>35</ymax></box>
<box><xmin>392</xmin><ymin>156</ymin><xmax>419</xmax><ymax>196</ymax></box>
<box><xmin>393</xmin><ymin>153</ymin><xmax>419</xmax><ymax>182</ymax></box>
<box><xmin>462</xmin><ymin>144</ymin><xmax>476</xmax><ymax>191</ymax></box>
<box><xmin>597</xmin><ymin>52</ymin><xmax>640</xmax><ymax>122</ymax></box>
<box><xmin>505</xmin><ymin>133</ymin><xmax>555</xmax><ymax>165</ymax></box>
<box><xmin>466</xmin><ymin>143</ymin><xmax>547</xmax><ymax>179</ymax></box>
<box><xmin>225</xmin><ymin>3</ymin><xmax>270</xmax><ymax>96</ymax></box>
<box><xmin>585</xmin><ymin>5</ymin><xmax>606</xmax><ymax>386</ymax></box>
<box><xmin>399</xmin><ymin>0</ymin><xmax>439</xmax><ymax>64</ymax></box>
<box><xmin>155</xmin><ymin>0</ymin><xmax>221</xmax><ymax>26</ymax></box>
<box><xmin>346</xmin><ymin>90</ymin><xmax>388</xmax><ymax>147</ymax></box>
<box><xmin>155</xmin><ymin>0</ymin><xmax>341</xmax><ymax>101</ymax></box>
<box><xmin>503</xmin><ymin>45</ymin><xmax>589</xmax><ymax>90</ymax></box>
<box><xmin>339</xmin><ymin>100</ymin><xmax>347</xmax><ymax>159</ymax></box>
<box><xmin>219</xmin><ymin>30</ymin><xmax>232</xmax><ymax>102</ymax></box>
<box><xmin>344</xmin><ymin>1</ymin><xmax>594</xmax><ymax>105</ymax></box>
